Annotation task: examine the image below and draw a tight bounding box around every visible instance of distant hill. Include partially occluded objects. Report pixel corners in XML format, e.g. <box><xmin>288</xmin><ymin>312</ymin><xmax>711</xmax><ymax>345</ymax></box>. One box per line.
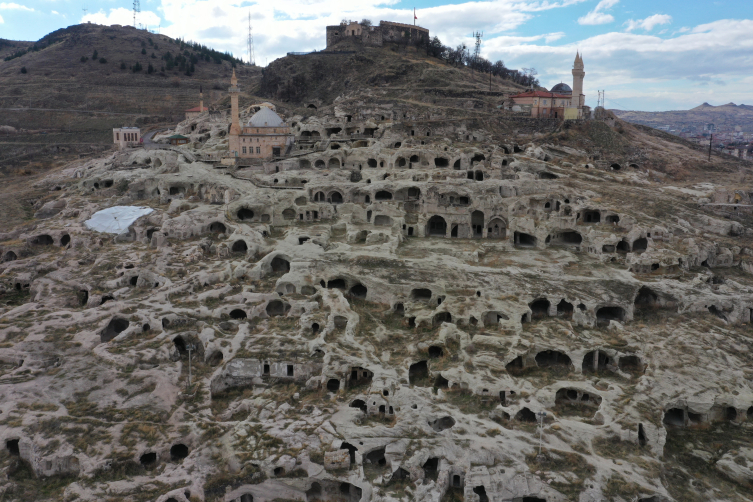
<box><xmin>612</xmin><ymin>102</ymin><xmax>753</xmax><ymax>132</ymax></box>
<box><xmin>0</xmin><ymin>23</ymin><xmax>261</xmax><ymax>137</ymax></box>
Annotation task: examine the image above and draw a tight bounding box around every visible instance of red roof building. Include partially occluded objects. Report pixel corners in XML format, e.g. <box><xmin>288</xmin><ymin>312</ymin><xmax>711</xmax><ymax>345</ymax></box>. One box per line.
<box><xmin>508</xmin><ymin>90</ymin><xmax>574</xmax><ymax>119</ymax></box>
<box><xmin>506</xmin><ymin>52</ymin><xmax>586</xmax><ymax>120</ymax></box>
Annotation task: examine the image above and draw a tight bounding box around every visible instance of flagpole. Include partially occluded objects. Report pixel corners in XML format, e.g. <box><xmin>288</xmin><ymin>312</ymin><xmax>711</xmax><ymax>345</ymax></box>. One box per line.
<box><xmin>414</xmin><ymin>8</ymin><xmax>416</xmax><ymax>26</ymax></box>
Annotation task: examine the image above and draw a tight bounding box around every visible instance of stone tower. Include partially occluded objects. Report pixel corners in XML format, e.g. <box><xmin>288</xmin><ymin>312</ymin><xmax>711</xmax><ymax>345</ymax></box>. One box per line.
<box><xmin>199</xmin><ymin>85</ymin><xmax>204</xmax><ymax>114</ymax></box>
<box><xmin>228</xmin><ymin>69</ymin><xmax>241</xmax><ymax>156</ymax></box>
<box><xmin>572</xmin><ymin>52</ymin><xmax>585</xmax><ymax>117</ymax></box>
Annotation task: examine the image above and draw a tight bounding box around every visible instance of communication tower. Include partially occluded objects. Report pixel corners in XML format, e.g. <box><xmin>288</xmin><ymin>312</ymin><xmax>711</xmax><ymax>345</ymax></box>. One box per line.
<box><xmin>472</xmin><ymin>31</ymin><xmax>483</xmax><ymax>77</ymax></box>
<box><xmin>247</xmin><ymin>12</ymin><xmax>256</xmax><ymax>66</ymax></box>
<box><xmin>133</xmin><ymin>0</ymin><xmax>140</xmax><ymax>28</ymax></box>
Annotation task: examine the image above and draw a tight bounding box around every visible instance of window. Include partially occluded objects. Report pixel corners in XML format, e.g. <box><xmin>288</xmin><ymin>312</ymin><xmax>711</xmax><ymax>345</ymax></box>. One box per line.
<box><xmin>242</xmin><ymin>147</ymin><xmax>246</xmax><ymax>154</ymax></box>
<box><xmin>543</xmin><ymin>100</ymin><xmax>548</xmax><ymax>105</ymax></box>
<box><xmin>116</xmin><ymin>133</ymin><xmax>119</xmax><ymax>140</ymax></box>
<box><xmin>256</xmin><ymin>147</ymin><xmax>260</xmax><ymax>154</ymax></box>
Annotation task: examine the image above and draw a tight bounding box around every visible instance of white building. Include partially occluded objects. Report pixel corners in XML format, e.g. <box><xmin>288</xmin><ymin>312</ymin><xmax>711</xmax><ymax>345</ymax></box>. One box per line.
<box><xmin>113</xmin><ymin>127</ymin><xmax>141</xmax><ymax>150</ymax></box>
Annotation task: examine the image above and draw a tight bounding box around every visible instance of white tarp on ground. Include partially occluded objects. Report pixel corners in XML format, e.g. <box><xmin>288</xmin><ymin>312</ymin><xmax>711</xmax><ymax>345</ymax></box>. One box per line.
<box><xmin>84</xmin><ymin>206</ymin><xmax>154</xmax><ymax>234</ymax></box>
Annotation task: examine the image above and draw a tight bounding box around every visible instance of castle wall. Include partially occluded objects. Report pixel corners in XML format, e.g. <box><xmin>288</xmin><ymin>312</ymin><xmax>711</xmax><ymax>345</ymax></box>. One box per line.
<box><xmin>380</xmin><ymin>21</ymin><xmax>429</xmax><ymax>43</ymax></box>
<box><xmin>326</xmin><ymin>21</ymin><xmax>429</xmax><ymax>48</ymax></box>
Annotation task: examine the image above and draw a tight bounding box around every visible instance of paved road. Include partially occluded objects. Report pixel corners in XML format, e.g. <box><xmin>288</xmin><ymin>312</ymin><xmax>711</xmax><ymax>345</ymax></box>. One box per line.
<box><xmin>142</xmin><ymin>128</ymin><xmax>171</xmax><ymax>150</ymax></box>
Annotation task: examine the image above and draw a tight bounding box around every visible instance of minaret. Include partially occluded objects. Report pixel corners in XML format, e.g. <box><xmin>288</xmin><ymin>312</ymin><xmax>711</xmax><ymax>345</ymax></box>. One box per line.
<box><xmin>199</xmin><ymin>85</ymin><xmax>204</xmax><ymax>113</ymax></box>
<box><xmin>228</xmin><ymin>69</ymin><xmax>241</xmax><ymax>156</ymax></box>
<box><xmin>572</xmin><ymin>52</ymin><xmax>585</xmax><ymax>117</ymax></box>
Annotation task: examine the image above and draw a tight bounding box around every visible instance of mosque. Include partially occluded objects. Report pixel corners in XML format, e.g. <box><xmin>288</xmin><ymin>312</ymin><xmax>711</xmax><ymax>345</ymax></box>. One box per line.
<box><xmin>508</xmin><ymin>52</ymin><xmax>587</xmax><ymax>120</ymax></box>
<box><xmin>227</xmin><ymin>69</ymin><xmax>294</xmax><ymax>159</ymax></box>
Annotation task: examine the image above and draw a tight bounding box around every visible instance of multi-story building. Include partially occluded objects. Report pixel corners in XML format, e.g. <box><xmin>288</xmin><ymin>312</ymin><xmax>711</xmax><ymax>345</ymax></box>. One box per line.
<box><xmin>112</xmin><ymin>127</ymin><xmax>141</xmax><ymax>150</ymax></box>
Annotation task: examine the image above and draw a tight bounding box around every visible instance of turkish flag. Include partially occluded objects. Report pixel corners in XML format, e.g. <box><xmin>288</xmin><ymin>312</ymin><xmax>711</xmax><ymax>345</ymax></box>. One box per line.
<box><xmin>414</xmin><ymin>8</ymin><xmax>417</xmax><ymax>20</ymax></box>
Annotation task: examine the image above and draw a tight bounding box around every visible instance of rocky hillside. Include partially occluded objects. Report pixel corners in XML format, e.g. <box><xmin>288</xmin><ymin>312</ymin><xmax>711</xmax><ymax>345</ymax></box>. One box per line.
<box><xmin>260</xmin><ymin>38</ymin><xmax>525</xmax><ymax>108</ymax></box>
<box><xmin>1</xmin><ymin>38</ymin><xmax>753</xmax><ymax>502</ymax></box>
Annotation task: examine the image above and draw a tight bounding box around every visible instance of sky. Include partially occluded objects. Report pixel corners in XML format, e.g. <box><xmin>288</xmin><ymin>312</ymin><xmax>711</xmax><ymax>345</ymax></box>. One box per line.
<box><xmin>1</xmin><ymin>0</ymin><xmax>752</xmax><ymax>111</ymax></box>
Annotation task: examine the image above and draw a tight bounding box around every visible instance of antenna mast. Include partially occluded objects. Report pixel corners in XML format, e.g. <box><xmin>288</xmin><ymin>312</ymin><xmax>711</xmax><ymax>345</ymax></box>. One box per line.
<box><xmin>247</xmin><ymin>12</ymin><xmax>255</xmax><ymax>66</ymax></box>
<box><xmin>82</xmin><ymin>5</ymin><xmax>88</xmax><ymax>16</ymax></box>
<box><xmin>133</xmin><ymin>0</ymin><xmax>140</xmax><ymax>28</ymax></box>
<box><xmin>472</xmin><ymin>31</ymin><xmax>483</xmax><ymax>78</ymax></box>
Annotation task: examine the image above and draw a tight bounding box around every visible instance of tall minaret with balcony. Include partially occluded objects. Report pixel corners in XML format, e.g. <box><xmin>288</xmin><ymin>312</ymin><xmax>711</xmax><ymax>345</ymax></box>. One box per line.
<box><xmin>572</xmin><ymin>52</ymin><xmax>585</xmax><ymax>117</ymax></box>
<box><xmin>228</xmin><ymin>69</ymin><xmax>241</xmax><ymax>156</ymax></box>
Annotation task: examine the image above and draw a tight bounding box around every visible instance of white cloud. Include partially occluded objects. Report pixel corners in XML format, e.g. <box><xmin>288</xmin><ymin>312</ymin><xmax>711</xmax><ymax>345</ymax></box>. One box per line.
<box><xmin>625</xmin><ymin>14</ymin><xmax>672</xmax><ymax>32</ymax></box>
<box><xmin>0</xmin><ymin>2</ymin><xmax>34</xmax><ymax>11</ymax></box>
<box><xmin>82</xmin><ymin>7</ymin><xmax>162</xmax><ymax>29</ymax></box>
<box><xmin>0</xmin><ymin>13</ymin><xmax>3</xmax><ymax>23</ymax></box>
<box><xmin>578</xmin><ymin>0</ymin><xmax>618</xmax><ymax>26</ymax></box>
<box><xmin>151</xmin><ymin>0</ymin><xmax>590</xmax><ymax>65</ymax></box>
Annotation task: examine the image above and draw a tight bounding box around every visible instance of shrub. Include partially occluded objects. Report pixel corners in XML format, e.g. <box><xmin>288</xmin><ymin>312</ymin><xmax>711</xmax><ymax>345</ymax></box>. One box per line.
<box><xmin>92</xmin><ymin>49</ymin><xmax>98</xmax><ymax>59</ymax></box>
<box><xmin>80</xmin><ymin>56</ymin><xmax>88</xmax><ymax>63</ymax></box>
<box><xmin>147</xmin><ymin>63</ymin><xmax>154</xmax><ymax>74</ymax></box>
<box><xmin>141</xmin><ymin>48</ymin><xmax>146</xmax><ymax>55</ymax></box>
<box><xmin>20</xmin><ymin>67</ymin><xmax>27</xmax><ymax>74</ymax></box>
<box><xmin>99</xmin><ymin>58</ymin><xmax>107</xmax><ymax>64</ymax></box>
<box><xmin>132</xmin><ymin>62</ymin><xmax>143</xmax><ymax>72</ymax></box>
<box><xmin>120</xmin><ymin>61</ymin><xmax>126</xmax><ymax>70</ymax></box>
<box><xmin>171</xmin><ymin>77</ymin><xmax>180</xmax><ymax>87</ymax></box>
<box><xmin>151</xmin><ymin>52</ymin><xmax>156</xmax><ymax>58</ymax></box>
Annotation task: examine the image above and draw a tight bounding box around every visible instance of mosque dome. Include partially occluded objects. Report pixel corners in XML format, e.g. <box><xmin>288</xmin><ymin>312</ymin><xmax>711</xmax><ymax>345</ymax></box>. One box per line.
<box><xmin>247</xmin><ymin>107</ymin><xmax>284</xmax><ymax>127</ymax></box>
<box><xmin>550</xmin><ymin>82</ymin><xmax>572</xmax><ymax>94</ymax></box>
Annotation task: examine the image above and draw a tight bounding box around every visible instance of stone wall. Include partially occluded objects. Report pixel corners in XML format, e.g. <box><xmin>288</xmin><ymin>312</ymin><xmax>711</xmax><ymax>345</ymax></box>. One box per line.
<box><xmin>326</xmin><ymin>21</ymin><xmax>429</xmax><ymax>48</ymax></box>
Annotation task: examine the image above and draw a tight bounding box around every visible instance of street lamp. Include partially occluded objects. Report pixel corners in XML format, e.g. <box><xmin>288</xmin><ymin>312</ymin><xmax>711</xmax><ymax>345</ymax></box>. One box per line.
<box><xmin>536</xmin><ymin>411</ymin><xmax>547</xmax><ymax>455</ymax></box>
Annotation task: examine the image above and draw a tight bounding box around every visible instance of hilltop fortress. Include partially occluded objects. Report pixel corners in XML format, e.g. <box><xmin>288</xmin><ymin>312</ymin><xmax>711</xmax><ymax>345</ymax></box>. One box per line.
<box><xmin>326</xmin><ymin>20</ymin><xmax>430</xmax><ymax>48</ymax></box>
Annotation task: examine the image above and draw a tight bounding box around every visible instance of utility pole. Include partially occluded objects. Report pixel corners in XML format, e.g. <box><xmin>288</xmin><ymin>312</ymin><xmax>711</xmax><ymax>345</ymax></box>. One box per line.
<box><xmin>708</xmin><ymin>133</ymin><xmax>713</xmax><ymax>162</ymax></box>
<box><xmin>186</xmin><ymin>343</ymin><xmax>196</xmax><ymax>390</ymax></box>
